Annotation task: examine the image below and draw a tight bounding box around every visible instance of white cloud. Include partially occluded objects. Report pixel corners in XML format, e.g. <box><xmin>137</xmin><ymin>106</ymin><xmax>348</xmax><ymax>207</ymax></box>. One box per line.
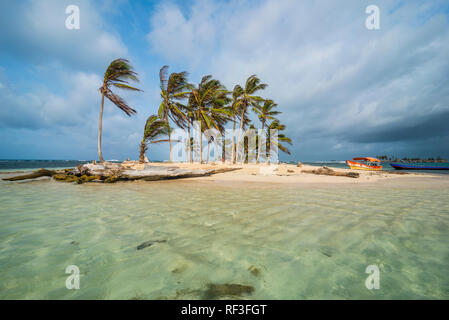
<box><xmin>0</xmin><ymin>70</ymin><xmax>101</xmax><ymax>129</ymax></box>
<box><xmin>147</xmin><ymin>0</ymin><xmax>449</xmax><ymax>160</ymax></box>
<box><xmin>147</xmin><ymin>0</ymin><xmax>217</xmax><ymax>66</ymax></box>
<box><xmin>0</xmin><ymin>0</ymin><xmax>128</xmax><ymax>70</ymax></box>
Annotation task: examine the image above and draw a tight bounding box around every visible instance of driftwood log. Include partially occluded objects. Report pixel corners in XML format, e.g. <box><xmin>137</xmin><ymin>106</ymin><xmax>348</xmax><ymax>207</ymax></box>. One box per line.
<box><xmin>2</xmin><ymin>163</ymin><xmax>241</xmax><ymax>184</ymax></box>
<box><xmin>302</xmin><ymin>166</ymin><xmax>360</xmax><ymax>178</ymax></box>
<box><xmin>2</xmin><ymin>169</ymin><xmax>56</xmax><ymax>181</ymax></box>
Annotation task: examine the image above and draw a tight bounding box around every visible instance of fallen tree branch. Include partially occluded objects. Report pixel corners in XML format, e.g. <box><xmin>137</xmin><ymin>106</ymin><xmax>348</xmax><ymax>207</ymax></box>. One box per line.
<box><xmin>302</xmin><ymin>166</ymin><xmax>360</xmax><ymax>178</ymax></box>
<box><xmin>2</xmin><ymin>169</ymin><xmax>56</xmax><ymax>181</ymax></box>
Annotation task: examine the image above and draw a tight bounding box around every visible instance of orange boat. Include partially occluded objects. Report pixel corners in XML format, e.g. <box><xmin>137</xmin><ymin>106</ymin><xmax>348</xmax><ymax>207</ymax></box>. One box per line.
<box><xmin>345</xmin><ymin>157</ymin><xmax>382</xmax><ymax>171</ymax></box>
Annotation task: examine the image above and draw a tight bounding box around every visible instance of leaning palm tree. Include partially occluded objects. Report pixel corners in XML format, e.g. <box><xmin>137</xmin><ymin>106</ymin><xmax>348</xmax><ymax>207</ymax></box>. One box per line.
<box><xmin>180</xmin><ymin>102</ymin><xmax>197</xmax><ymax>163</ymax></box>
<box><xmin>266</xmin><ymin>120</ymin><xmax>292</xmax><ymax>163</ymax></box>
<box><xmin>229</xmin><ymin>85</ymin><xmax>243</xmax><ymax>163</ymax></box>
<box><xmin>253</xmin><ymin>99</ymin><xmax>281</xmax><ymax>162</ymax></box>
<box><xmin>139</xmin><ymin>115</ymin><xmax>170</xmax><ymax>163</ymax></box>
<box><xmin>98</xmin><ymin>58</ymin><xmax>142</xmax><ymax>162</ymax></box>
<box><xmin>235</xmin><ymin>75</ymin><xmax>267</xmax><ymax>163</ymax></box>
<box><xmin>158</xmin><ymin>66</ymin><xmax>191</xmax><ymax>162</ymax></box>
<box><xmin>187</xmin><ymin>75</ymin><xmax>230</xmax><ymax>163</ymax></box>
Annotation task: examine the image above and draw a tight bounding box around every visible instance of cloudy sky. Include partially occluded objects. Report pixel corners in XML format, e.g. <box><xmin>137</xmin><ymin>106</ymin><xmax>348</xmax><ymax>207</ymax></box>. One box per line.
<box><xmin>0</xmin><ymin>0</ymin><xmax>448</xmax><ymax>161</ymax></box>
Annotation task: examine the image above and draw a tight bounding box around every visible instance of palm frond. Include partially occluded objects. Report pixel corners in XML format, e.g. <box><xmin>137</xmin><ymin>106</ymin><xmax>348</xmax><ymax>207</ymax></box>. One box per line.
<box><xmin>104</xmin><ymin>90</ymin><xmax>136</xmax><ymax>116</ymax></box>
<box><xmin>159</xmin><ymin>65</ymin><xmax>169</xmax><ymax>91</ymax></box>
<box><xmin>112</xmin><ymin>83</ymin><xmax>143</xmax><ymax>91</ymax></box>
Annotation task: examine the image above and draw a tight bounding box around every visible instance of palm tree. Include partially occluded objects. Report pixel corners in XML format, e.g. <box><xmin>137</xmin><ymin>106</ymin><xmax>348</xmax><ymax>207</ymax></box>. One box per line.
<box><xmin>253</xmin><ymin>99</ymin><xmax>281</xmax><ymax>162</ymax></box>
<box><xmin>180</xmin><ymin>102</ymin><xmax>197</xmax><ymax>163</ymax></box>
<box><xmin>235</xmin><ymin>75</ymin><xmax>267</xmax><ymax>163</ymax></box>
<box><xmin>139</xmin><ymin>115</ymin><xmax>170</xmax><ymax>163</ymax></box>
<box><xmin>187</xmin><ymin>75</ymin><xmax>230</xmax><ymax>163</ymax></box>
<box><xmin>158</xmin><ymin>66</ymin><xmax>191</xmax><ymax>162</ymax></box>
<box><xmin>98</xmin><ymin>58</ymin><xmax>142</xmax><ymax>162</ymax></box>
<box><xmin>229</xmin><ymin>85</ymin><xmax>243</xmax><ymax>163</ymax></box>
<box><xmin>266</xmin><ymin>120</ymin><xmax>292</xmax><ymax>163</ymax></box>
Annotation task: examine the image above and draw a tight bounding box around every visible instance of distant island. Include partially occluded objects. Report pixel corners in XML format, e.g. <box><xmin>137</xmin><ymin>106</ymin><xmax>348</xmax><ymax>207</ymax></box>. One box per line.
<box><xmin>375</xmin><ymin>155</ymin><xmax>448</xmax><ymax>163</ymax></box>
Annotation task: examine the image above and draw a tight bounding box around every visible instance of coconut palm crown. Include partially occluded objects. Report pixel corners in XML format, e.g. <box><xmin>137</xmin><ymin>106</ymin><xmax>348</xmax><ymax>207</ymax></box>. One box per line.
<box><xmin>139</xmin><ymin>115</ymin><xmax>170</xmax><ymax>163</ymax></box>
<box><xmin>98</xmin><ymin>58</ymin><xmax>142</xmax><ymax>162</ymax></box>
<box><xmin>266</xmin><ymin>120</ymin><xmax>292</xmax><ymax>161</ymax></box>
<box><xmin>253</xmin><ymin>99</ymin><xmax>281</xmax><ymax>162</ymax></box>
<box><xmin>187</xmin><ymin>75</ymin><xmax>230</xmax><ymax>162</ymax></box>
<box><xmin>158</xmin><ymin>65</ymin><xmax>191</xmax><ymax>162</ymax></box>
<box><xmin>235</xmin><ymin>75</ymin><xmax>267</xmax><ymax>163</ymax></box>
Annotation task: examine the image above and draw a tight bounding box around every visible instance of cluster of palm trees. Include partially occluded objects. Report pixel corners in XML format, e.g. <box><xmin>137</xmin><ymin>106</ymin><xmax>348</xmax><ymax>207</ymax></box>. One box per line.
<box><xmin>97</xmin><ymin>58</ymin><xmax>291</xmax><ymax>163</ymax></box>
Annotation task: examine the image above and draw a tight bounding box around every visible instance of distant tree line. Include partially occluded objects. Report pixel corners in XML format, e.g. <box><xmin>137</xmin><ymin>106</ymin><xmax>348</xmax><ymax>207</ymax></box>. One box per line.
<box><xmin>376</xmin><ymin>155</ymin><xmax>447</xmax><ymax>163</ymax></box>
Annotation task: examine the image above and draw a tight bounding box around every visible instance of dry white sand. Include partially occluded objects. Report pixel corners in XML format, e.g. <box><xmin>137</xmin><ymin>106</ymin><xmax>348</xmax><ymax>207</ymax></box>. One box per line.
<box><xmin>143</xmin><ymin>162</ymin><xmax>449</xmax><ymax>188</ymax></box>
<box><xmin>2</xmin><ymin>162</ymin><xmax>447</xmax><ymax>189</ymax></box>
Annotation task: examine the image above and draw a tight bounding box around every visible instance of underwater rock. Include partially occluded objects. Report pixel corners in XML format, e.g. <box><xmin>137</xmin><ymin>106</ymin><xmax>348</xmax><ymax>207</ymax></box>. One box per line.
<box><xmin>104</xmin><ymin>175</ymin><xmax>120</xmax><ymax>183</ymax></box>
<box><xmin>53</xmin><ymin>174</ymin><xmax>80</xmax><ymax>183</ymax></box>
<box><xmin>171</xmin><ymin>263</ymin><xmax>189</xmax><ymax>274</ymax></box>
<box><xmin>320</xmin><ymin>250</ymin><xmax>332</xmax><ymax>257</ymax></box>
<box><xmin>53</xmin><ymin>174</ymin><xmax>101</xmax><ymax>184</ymax></box>
<box><xmin>248</xmin><ymin>265</ymin><xmax>261</xmax><ymax>276</ymax></box>
<box><xmin>79</xmin><ymin>175</ymin><xmax>100</xmax><ymax>183</ymax></box>
<box><xmin>202</xmin><ymin>283</ymin><xmax>254</xmax><ymax>299</ymax></box>
<box><xmin>136</xmin><ymin>239</ymin><xmax>167</xmax><ymax>250</ymax></box>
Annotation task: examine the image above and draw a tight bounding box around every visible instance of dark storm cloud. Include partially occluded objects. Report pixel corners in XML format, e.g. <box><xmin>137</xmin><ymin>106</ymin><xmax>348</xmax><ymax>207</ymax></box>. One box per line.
<box><xmin>346</xmin><ymin>110</ymin><xmax>449</xmax><ymax>143</ymax></box>
<box><xmin>1</xmin><ymin>0</ymin><xmax>449</xmax><ymax>160</ymax></box>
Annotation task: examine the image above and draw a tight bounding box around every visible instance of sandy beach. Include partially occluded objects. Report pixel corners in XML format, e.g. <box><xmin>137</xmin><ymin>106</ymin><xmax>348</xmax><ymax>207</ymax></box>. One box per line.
<box><xmin>122</xmin><ymin>162</ymin><xmax>449</xmax><ymax>188</ymax></box>
<box><xmin>2</xmin><ymin>161</ymin><xmax>448</xmax><ymax>189</ymax></box>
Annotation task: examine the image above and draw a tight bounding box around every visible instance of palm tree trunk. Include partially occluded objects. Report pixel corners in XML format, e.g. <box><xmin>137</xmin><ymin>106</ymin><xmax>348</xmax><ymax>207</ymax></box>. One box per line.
<box><xmin>139</xmin><ymin>140</ymin><xmax>146</xmax><ymax>163</ymax></box>
<box><xmin>166</xmin><ymin>115</ymin><xmax>172</xmax><ymax>163</ymax></box>
<box><xmin>236</xmin><ymin>106</ymin><xmax>245</xmax><ymax>164</ymax></box>
<box><xmin>215</xmin><ymin>139</ymin><xmax>219</xmax><ymax>162</ymax></box>
<box><xmin>222</xmin><ymin>135</ymin><xmax>225</xmax><ymax>162</ymax></box>
<box><xmin>232</xmin><ymin>116</ymin><xmax>236</xmax><ymax>164</ymax></box>
<box><xmin>187</xmin><ymin>122</ymin><xmax>192</xmax><ymax>163</ymax></box>
<box><xmin>200</xmin><ymin>132</ymin><xmax>203</xmax><ymax>163</ymax></box>
<box><xmin>266</xmin><ymin>129</ymin><xmax>270</xmax><ymax>164</ymax></box>
<box><xmin>98</xmin><ymin>91</ymin><xmax>105</xmax><ymax>162</ymax></box>
<box><xmin>256</xmin><ymin>121</ymin><xmax>265</xmax><ymax>163</ymax></box>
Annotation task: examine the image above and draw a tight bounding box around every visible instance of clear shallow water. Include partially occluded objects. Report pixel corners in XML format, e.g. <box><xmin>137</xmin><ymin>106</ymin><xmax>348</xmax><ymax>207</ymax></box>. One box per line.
<box><xmin>0</xmin><ymin>178</ymin><xmax>448</xmax><ymax>299</ymax></box>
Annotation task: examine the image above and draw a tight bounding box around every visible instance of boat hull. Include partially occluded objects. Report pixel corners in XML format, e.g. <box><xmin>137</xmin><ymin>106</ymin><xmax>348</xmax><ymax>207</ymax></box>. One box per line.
<box><xmin>390</xmin><ymin>163</ymin><xmax>449</xmax><ymax>170</ymax></box>
<box><xmin>346</xmin><ymin>160</ymin><xmax>382</xmax><ymax>171</ymax></box>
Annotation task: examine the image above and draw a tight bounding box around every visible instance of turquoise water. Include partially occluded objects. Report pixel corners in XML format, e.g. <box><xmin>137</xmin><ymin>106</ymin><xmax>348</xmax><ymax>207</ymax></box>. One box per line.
<box><xmin>0</xmin><ymin>177</ymin><xmax>448</xmax><ymax>299</ymax></box>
